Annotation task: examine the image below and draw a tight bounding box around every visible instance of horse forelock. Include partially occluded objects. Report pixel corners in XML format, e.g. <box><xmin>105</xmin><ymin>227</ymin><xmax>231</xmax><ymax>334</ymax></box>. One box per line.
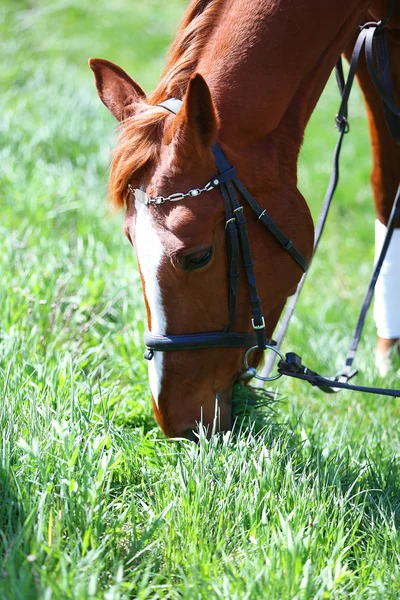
<box><xmin>109</xmin><ymin>105</ymin><xmax>169</xmax><ymax>208</ymax></box>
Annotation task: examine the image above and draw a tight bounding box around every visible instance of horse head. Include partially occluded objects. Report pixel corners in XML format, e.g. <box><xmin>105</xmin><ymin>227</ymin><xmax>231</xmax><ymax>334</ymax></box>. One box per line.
<box><xmin>90</xmin><ymin>58</ymin><xmax>314</xmax><ymax>438</ymax></box>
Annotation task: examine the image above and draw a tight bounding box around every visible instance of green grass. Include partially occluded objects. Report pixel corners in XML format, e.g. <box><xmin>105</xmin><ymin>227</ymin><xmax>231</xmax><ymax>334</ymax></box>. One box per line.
<box><xmin>1</xmin><ymin>0</ymin><xmax>400</xmax><ymax>598</ymax></box>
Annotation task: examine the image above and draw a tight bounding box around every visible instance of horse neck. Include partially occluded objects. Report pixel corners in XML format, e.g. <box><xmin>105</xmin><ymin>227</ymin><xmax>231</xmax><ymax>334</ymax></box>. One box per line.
<box><xmin>198</xmin><ymin>0</ymin><xmax>370</xmax><ymax>170</ymax></box>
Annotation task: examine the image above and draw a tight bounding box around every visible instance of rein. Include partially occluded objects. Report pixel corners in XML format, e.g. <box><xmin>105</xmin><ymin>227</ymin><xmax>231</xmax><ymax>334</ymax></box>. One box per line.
<box><xmin>132</xmin><ymin>0</ymin><xmax>400</xmax><ymax>399</ymax></box>
<box><xmin>260</xmin><ymin>0</ymin><xmax>400</xmax><ymax>398</ymax></box>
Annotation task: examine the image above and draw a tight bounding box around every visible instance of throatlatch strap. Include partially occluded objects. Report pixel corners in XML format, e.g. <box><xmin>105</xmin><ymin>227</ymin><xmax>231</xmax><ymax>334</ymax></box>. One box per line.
<box><xmin>233</xmin><ymin>178</ymin><xmax>309</xmax><ymax>273</ymax></box>
<box><xmin>211</xmin><ymin>143</ymin><xmax>309</xmax><ymax>273</ymax></box>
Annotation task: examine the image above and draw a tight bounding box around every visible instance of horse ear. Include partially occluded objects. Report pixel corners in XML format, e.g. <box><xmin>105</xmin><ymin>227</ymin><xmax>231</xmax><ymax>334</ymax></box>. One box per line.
<box><xmin>173</xmin><ymin>73</ymin><xmax>219</xmax><ymax>153</ymax></box>
<box><xmin>89</xmin><ymin>58</ymin><xmax>146</xmax><ymax>122</ymax></box>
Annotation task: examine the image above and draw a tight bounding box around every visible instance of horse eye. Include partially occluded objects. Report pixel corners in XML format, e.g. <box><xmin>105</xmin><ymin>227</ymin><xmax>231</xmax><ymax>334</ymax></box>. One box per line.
<box><xmin>177</xmin><ymin>246</ymin><xmax>214</xmax><ymax>271</ymax></box>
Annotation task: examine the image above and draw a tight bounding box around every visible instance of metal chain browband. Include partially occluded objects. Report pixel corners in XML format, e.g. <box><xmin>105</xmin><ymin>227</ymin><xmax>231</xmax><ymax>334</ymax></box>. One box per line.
<box><xmin>128</xmin><ymin>98</ymin><xmax>309</xmax><ymax>370</ymax></box>
<box><xmin>127</xmin><ymin>179</ymin><xmax>218</xmax><ymax>206</ymax></box>
<box><xmin>127</xmin><ymin>162</ymin><xmax>238</xmax><ymax>206</ymax></box>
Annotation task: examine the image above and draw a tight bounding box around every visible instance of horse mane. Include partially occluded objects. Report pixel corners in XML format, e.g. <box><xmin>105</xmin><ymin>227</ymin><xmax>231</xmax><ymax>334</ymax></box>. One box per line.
<box><xmin>109</xmin><ymin>0</ymin><xmax>224</xmax><ymax>208</ymax></box>
<box><xmin>150</xmin><ymin>0</ymin><xmax>224</xmax><ymax>104</ymax></box>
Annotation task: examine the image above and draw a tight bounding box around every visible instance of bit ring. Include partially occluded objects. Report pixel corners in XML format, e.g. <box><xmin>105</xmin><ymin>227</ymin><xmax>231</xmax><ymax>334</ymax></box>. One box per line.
<box><xmin>244</xmin><ymin>345</ymin><xmax>285</xmax><ymax>382</ymax></box>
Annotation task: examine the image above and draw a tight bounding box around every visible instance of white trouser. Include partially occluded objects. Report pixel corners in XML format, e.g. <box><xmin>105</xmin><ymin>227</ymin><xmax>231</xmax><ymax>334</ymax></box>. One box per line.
<box><xmin>373</xmin><ymin>219</ymin><xmax>400</xmax><ymax>339</ymax></box>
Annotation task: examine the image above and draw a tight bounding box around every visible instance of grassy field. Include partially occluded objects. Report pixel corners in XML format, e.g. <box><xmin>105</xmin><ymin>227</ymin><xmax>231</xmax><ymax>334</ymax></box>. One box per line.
<box><xmin>1</xmin><ymin>0</ymin><xmax>400</xmax><ymax>598</ymax></box>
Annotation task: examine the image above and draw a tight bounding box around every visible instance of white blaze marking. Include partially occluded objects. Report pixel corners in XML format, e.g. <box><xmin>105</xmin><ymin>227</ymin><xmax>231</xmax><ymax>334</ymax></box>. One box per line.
<box><xmin>135</xmin><ymin>200</ymin><xmax>166</xmax><ymax>407</ymax></box>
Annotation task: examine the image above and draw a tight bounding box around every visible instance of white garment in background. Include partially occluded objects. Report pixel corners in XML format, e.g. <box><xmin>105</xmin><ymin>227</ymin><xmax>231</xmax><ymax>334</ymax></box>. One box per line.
<box><xmin>373</xmin><ymin>219</ymin><xmax>400</xmax><ymax>339</ymax></box>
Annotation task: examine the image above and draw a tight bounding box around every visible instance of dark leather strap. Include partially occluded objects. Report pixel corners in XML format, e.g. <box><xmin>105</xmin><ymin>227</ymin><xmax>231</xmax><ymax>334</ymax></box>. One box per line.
<box><xmin>278</xmin><ymin>352</ymin><xmax>400</xmax><ymax>398</ymax></box>
<box><xmin>211</xmin><ymin>143</ymin><xmax>309</xmax><ymax>273</ymax></box>
<box><xmin>377</xmin><ymin>0</ymin><xmax>397</xmax><ymax>28</ymax></box>
<box><xmin>215</xmin><ymin>166</ymin><xmax>237</xmax><ymax>185</ymax></box>
<box><xmin>336</xmin><ymin>28</ymin><xmax>368</xmax><ymax>129</ymax></box>
<box><xmin>339</xmin><ymin>182</ymin><xmax>400</xmax><ymax>379</ymax></box>
<box><xmin>228</xmin><ymin>189</ymin><xmax>266</xmax><ymax>346</ymax></box>
<box><xmin>144</xmin><ymin>329</ymin><xmax>272</xmax><ymax>353</ymax></box>
<box><xmin>212</xmin><ymin>143</ymin><xmax>268</xmax><ymax>348</ymax></box>
<box><xmin>335</xmin><ymin>57</ymin><xmax>346</xmax><ymax>97</ymax></box>
<box><xmin>233</xmin><ymin>177</ymin><xmax>310</xmax><ymax>272</ymax></box>
<box><xmin>224</xmin><ymin>219</ymin><xmax>239</xmax><ymax>332</ymax></box>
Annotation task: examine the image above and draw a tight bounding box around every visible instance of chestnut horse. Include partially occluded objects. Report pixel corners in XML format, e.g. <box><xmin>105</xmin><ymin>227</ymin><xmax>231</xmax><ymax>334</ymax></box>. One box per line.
<box><xmin>90</xmin><ymin>0</ymin><xmax>400</xmax><ymax>438</ymax></box>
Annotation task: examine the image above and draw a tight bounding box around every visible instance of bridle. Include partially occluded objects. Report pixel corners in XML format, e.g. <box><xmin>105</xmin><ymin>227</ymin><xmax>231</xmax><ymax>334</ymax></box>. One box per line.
<box><xmin>128</xmin><ymin>0</ymin><xmax>400</xmax><ymax>398</ymax></box>
<box><xmin>129</xmin><ymin>98</ymin><xmax>309</xmax><ymax>374</ymax></box>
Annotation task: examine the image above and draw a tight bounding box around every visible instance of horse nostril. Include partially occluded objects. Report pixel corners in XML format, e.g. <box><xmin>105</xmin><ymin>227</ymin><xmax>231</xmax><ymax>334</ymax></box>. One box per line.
<box><xmin>176</xmin><ymin>245</ymin><xmax>214</xmax><ymax>271</ymax></box>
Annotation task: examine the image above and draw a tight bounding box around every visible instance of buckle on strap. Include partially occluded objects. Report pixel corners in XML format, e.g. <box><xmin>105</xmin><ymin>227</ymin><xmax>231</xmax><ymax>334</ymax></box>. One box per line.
<box><xmin>252</xmin><ymin>316</ymin><xmax>265</xmax><ymax>330</ymax></box>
